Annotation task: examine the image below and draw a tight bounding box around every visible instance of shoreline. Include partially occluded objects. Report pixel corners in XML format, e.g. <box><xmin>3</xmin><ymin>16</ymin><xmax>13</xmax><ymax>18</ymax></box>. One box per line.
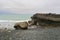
<box><xmin>0</xmin><ymin>19</ymin><xmax>31</xmax><ymax>29</ymax></box>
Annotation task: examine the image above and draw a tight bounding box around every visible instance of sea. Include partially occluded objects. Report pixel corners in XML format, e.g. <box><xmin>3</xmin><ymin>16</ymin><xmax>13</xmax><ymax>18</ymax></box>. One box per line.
<box><xmin>0</xmin><ymin>14</ymin><xmax>33</xmax><ymax>30</ymax></box>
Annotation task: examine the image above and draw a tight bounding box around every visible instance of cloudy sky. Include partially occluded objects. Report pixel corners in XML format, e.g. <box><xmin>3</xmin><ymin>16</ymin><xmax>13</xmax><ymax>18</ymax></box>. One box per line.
<box><xmin>0</xmin><ymin>0</ymin><xmax>60</xmax><ymax>14</ymax></box>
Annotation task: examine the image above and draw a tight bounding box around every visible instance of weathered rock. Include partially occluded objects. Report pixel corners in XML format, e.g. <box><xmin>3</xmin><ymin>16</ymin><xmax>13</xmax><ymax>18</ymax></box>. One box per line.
<box><xmin>28</xmin><ymin>20</ymin><xmax>35</xmax><ymax>26</ymax></box>
<box><xmin>14</xmin><ymin>22</ymin><xmax>28</xmax><ymax>30</ymax></box>
<box><xmin>31</xmin><ymin>13</ymin><xmax>60</xmax><ymax>28</ymax></box>
<box><xmin>28</xmin><ymin>20</ymin><xmax>38</xmax><ymax>27</ymax></box>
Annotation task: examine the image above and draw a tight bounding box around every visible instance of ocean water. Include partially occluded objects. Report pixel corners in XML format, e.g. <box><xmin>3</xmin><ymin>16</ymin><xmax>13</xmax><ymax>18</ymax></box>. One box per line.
<box><xmin>0</xmin><ymin>14</ymin><xmax>33</xmax><ymax>29</ymax></box>
<box><xmin>0</xmin><ymin>14</ymin><xmax>33</xmax><ymax>20</ymax></box>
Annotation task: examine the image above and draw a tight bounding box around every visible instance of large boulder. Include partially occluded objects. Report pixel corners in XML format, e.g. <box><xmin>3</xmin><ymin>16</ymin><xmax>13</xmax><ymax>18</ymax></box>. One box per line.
<box><xmin>31</xmin><ymin>13</ymin><xmax>60</xmax><ymax>27</ymax></box>
<box><xmin>14</xmin><ymin>22</ymin><xmax>28</xmax><ymax>30</ymax></box>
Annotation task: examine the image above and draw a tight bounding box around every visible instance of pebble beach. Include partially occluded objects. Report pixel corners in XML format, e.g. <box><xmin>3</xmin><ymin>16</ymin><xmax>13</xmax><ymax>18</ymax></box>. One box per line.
<box><xmin>0</xmin><ymin>22</ymin><xmax>60</xmax><ymax>40</ymax></box>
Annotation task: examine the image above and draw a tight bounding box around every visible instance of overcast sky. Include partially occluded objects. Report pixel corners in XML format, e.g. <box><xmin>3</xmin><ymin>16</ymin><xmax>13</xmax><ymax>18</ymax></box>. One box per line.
<box><xmin>0</xmin><ymin>0</ymin><xmax>60</xmax><ymax>14</ymax></box>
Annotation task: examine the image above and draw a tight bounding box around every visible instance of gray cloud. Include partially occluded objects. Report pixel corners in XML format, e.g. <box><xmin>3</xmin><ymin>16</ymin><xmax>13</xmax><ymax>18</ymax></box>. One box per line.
<box><xmin>0</xmin><ymin>0</ymin><xmax>60</xmax><ymax>14</ymax></box>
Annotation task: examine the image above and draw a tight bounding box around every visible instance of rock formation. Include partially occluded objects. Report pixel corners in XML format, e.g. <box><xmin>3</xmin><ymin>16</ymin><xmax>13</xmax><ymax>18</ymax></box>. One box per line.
<box><xmin>31</xmin><ymin>13</ymin><xmax>60</xmax><ymax>28</ymax></box>
<box><xmin>14</xmin><ymin>13</ymin><xmax>60</xmax><ymax>29</ymax></box>
<box><xmin>14</xmin><ymin>22</ymin><xmax>28</xmax><ymax>30</ymax></box>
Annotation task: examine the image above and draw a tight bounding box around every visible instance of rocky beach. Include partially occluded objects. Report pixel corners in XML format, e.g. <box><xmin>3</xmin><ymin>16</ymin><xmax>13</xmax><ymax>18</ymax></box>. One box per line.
<box><xmin>0</xmin><ymin>27</ymin><xmax>60</xmax><ymax>40</ymax></box>
<box><xmin>0</xmin><ymin>13</ymin><xmax>60</xmax><ymax>40</ymax></box>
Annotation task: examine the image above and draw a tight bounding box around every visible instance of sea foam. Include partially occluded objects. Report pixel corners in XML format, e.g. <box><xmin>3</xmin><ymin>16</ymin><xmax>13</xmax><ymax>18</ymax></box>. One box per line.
<box><xmin>0</xmin><ymin>19</ymin><xmax>30</xmax><ymax>29</ymax></box>
<box><xmin>0</xmin><ymin>19</ymin><xmax>30</xmax><ymax>22</ymax></box>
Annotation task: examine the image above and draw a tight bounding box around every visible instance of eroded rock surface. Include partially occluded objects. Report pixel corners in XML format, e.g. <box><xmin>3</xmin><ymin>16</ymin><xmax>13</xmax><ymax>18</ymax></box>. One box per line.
<box><xmin>14</xmin><ymin>22</ymin><xmax>28</xmax><ymax>30</ymax></box>
<box><xmin>31</xmin><ymin>13</ymin><xmax>60</xmax><ymax>28</ymax></box>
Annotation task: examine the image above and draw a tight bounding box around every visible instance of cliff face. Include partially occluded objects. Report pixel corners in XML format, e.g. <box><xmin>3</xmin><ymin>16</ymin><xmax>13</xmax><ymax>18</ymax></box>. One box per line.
<box><xmin>31</xmin><ymin>13</ymin><xmax>60</xmax><ymax>27</ymax></box>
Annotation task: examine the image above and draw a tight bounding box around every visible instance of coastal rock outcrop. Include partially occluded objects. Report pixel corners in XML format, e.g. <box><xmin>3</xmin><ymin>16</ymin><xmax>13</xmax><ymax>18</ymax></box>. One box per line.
<box><xmin>31</xmin><ymin>13</ymin><xmax>60</xmax><ymax>28</ymax></box>
<box><xmin>14</xmin><ymin>22</ymin><xmax>28</xmax><ymax>30</ymax></box>
<box><xmin>14</xmin><ymin>13</ymin><xmax>60</xmax><ymax>29</ymax></box>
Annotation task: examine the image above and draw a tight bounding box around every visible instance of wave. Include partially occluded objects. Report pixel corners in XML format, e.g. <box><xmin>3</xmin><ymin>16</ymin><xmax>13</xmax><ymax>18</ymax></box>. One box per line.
<box><xmin>0</xmin><ymin>19</ymin><xmax>31</xmax><ymax>22</ymax></box>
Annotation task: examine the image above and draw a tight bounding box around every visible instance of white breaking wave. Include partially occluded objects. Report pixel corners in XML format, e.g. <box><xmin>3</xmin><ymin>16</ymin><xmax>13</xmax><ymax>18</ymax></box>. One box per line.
<box><xmin>0</xmin><ymin>19</ymin><xmax>31</xmax><ymax>29</ymax></box>
<box><xmin>0</xmin><ymin>19</ymin><xmax>31</xmax><ymax>22</ymax></box>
